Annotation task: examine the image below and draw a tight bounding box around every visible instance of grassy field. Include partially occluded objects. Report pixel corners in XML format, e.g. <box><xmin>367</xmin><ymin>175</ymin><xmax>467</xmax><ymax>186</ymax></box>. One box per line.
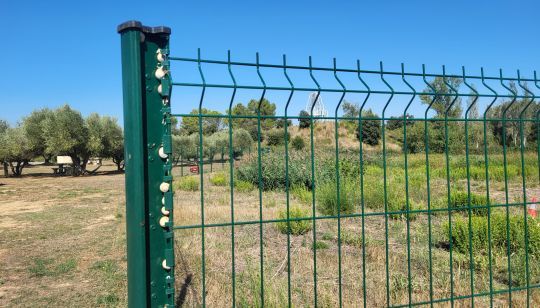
<box><xmin>0</xmin><ymin>163</ymin><xmax>127</xmax><ymax>307</ymax></box>
<box><xmin>173</xmin><ymin>150</ymin><xmax>540</xmax><ymax>307</ymax></box>
<box><xmin>2</xmin><ymin>150</ymin><xmax>540</xmax><ymax>307</ymax></box>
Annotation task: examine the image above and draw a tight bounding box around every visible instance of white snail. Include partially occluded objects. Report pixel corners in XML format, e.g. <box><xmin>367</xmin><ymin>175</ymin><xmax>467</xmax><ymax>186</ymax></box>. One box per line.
<box><xmin>162</xmin><ymin>259</ymin><xmax>171</xmax><ymax>270</ymax></box>
<box><xmin>156</xmin><ymin>49</ymin><xmax>166</xmax><ymax>62</ymax></box>
<box><xmin>161</xmin><ymin>206</ymin><xmax>170</xmax><ymax>216</ymax></box>
<box><xmin>158</xmin><ymin>147</ymin><xmax>168</xmax><ymax>159</ymax></box>
<box><xmin>159</xmin><ymin>216</ymin><xmax>170</xmax><ymax>227</ymax></box>
<box><xmin>159</xmin><ymin>182</ymin><xmax>170</xmax><ymax>192</ymax></box>
<box><xmin>155</xmin><ymin>66</ymin><xmax>167</xmax><ymax>79</ymax></box>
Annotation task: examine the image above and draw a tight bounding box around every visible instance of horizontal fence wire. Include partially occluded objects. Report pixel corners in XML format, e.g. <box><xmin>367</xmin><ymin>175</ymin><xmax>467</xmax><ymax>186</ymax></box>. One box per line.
<box><xmin>172</xmin><ymin>113</ymin><xmax>540</xmax><ymax>122</ymax></box>
<box><xmin>169</xmin><ymin>50</ymin><xmax>540</xmax><ymax>307</ymax></box>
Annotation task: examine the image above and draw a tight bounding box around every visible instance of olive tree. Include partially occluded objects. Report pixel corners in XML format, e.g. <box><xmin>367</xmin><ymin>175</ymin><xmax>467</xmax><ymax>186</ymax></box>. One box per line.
<box><xmin>0</xmin><ymin>126</ymin><xmax>34</xmax><ymax>176</ymax></box>
<box><xmin>172</xmin><ymin>134</ymin><xmax>198</xmax><ymax>164</ymax></box>
<box><xmin>0</xmin><ymin>120</ymin><xmax>8</xmax><ymax>177</ymax></box>
<box><xmin>181</xmin><ymin>108</ymin><xmax>222</xmax><ymax>135</ymax></box>
<box><xmin>22</xmin><ymin>108</ymin><xmax>54</xmax><ymax>164</ymax></box>
<box><xmin>42</xmin><ymin>105</ymin><xmax>90</xmax><ymax>174</ymax></box>
<box><xmin>85</xmin><ymin>113</ymin><xmax>125</xmax><ymax>171</ymax></box>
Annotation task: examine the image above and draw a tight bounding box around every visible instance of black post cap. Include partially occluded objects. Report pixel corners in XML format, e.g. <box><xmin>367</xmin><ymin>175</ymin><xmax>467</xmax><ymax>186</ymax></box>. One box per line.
<box><xmin>117</xmin><ymin>20</ymin><xmax>171</xmax><ymax>34</ymax></box>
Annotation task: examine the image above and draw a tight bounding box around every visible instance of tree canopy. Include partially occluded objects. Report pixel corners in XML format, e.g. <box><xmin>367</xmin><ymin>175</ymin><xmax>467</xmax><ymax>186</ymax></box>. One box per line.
<box><xmin>1</xmin><ymin>105</ymin><xmax>125</xmax><ymax>177</ymax></box>
<box><xmin>420</xmin><ymin>76</ymin><xmax>463</xmax><ymax>118</ymax></box>
<box><xmin>229</xmin><ymin>99</ymin><xmax>277</xmax><ymax>139</ymax></box>
<box><xmin>181</xmin><ymin>108</ymin><xmax>222</xmax><ymax>135</ymax></box>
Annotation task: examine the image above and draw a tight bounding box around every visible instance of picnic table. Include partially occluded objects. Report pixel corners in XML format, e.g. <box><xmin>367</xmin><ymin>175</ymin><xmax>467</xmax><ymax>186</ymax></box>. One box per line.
<box><xmin>51</xmin><ymin>164</ymin><xmax>73</xmax><ymax>176</ymax></box>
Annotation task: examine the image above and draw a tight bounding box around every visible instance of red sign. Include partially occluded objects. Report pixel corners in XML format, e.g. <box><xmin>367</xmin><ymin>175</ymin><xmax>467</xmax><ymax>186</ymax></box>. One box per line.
<box><xmin>529</xmin><ymin>197</ymin><xmax>538</xmax><ymax>219</ymax></box>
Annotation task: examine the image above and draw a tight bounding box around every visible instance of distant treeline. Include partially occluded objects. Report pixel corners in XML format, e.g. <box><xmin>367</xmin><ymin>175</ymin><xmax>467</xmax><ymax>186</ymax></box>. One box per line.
<box><xmin>0</xmin><ymin>105</ymin><xmax>123</xmax><ymax>177</ymax></box>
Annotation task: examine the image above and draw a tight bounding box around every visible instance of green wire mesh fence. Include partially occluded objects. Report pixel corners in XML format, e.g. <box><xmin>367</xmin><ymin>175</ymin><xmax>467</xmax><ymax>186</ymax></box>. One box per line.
<box><xmin>119</xmin><ymin>21</ymin><xmax>540</xmax><ymax>307</ymax></box>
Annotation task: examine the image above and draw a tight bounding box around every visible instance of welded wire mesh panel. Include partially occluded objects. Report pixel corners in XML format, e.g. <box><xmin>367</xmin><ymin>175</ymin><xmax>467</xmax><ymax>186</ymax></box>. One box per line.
<box><xmin>168</xmin><ymin>50</ymin><xmax>540</xmax><ymax>307</ymax></box>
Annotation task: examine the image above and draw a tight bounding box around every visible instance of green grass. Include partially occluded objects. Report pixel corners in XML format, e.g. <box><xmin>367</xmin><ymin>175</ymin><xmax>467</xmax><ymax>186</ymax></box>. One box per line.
<box><xmin>340</xmin><ymin>231</ymin><xmax>362</xmax><ymax>247</ymax></box>
<box><xmin>57</xmin><ymin>187</ymin><xmax>103</xmax><ymax>199</ymax></box>
<box><xmin>175</xmin><ymin>176</ymin><xmax>199</xmax><ymax>191</ymax></box>
<box><xmin>28</xmin><ymin>257</ymin><xmax>77</xmax><ymax>277</ymax></box>
<box><xmin>276</xmin><ymin>206</ymin><xmax>312</xmax><ymax>235</ymax></box>
<box><xmin>96</xmin><ymin>293</ymin><xmax>120</xmax><ymax>306</ymax></box>
<box><xmin>234</xmin><ymin>180</ymin><xmax>255</xmax><ymax>192</ymax></box>
<box><xmin>312</xmin><ymin>241</ymin><xmax>330</xmax><ymax>250</ymax></box>
<box><xmin>445</xmin><ymin>212</ymin><xmax>540</xmax><ymax>256</ymax></box>
<box><xmin>90</xmin><ymin>259</ymin><xmax>124</xmax><ymax>306</ymax></box>
<box><xmin>210</xmin><ymin>172</ymin><xmax>228</xmax><ymax>186</ymax></box>
<box><xmin>290</xmin><ymin>184</ymin><xmax>311</xmax><ymax>204</ymax></box>
<box><xmin>28</xmin><ymin>258</ymin><xmax>53</xmax><ymax>277</ymax></box>
<box><xmin>317</xmin><ymin>179</ymin><xmax>357</xmax><ymax>215</ymax></box>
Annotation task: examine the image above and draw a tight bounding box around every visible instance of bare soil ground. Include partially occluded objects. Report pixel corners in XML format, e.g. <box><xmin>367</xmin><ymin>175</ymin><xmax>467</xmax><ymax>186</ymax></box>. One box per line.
<box><xmin>0</xmin><ymin>163</ymin><xmax>127</xmax><ymax>307</ymax></box>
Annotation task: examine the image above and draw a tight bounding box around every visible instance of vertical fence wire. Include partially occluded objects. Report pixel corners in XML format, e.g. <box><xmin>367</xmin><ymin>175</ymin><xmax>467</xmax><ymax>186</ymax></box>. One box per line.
<box><xmin>500</xmin><ymin>70</ymin><xmax>517</xmax><ymax>305</ymax></box>
<box><xmin>357</xmin><ymin>60</ymin><xmax>371</xmax><ymax>308</ymax></box>
<box><xmin>481</xmin><ymin>67</ymin><xmax>497</xmax><ymax>307</ymax></box>
<box><xmin>308</xmin><ymin>56</ymin><xmax>320</xmax><ymax>307</ymax></box>
<box><xmin>226</xmin><ymin>50</ymin><xmax>237</xmax><ymax>306</ymax></box>
<box><xmin>401</xmin><ymin>63</ymin><xmax>416</xmax><ymax>307</ymax></box>
<box><xmin>255</xmin><ymin>52</ymin><xmax>267</xmax><ymax>306</ymax></box>
<box><xmin>282</xmin><ymin>54</ymin><xmax>295</xmax><ymax>307</ymax></box>
<box><xmin>518</xmin><ymin>70</ymin><xmax>535</xmax><ymax>306</ymax></box>
<box><xmin>462</xmin><ymin>66</ymin><xmax>478</xmax><ymax>308</ymax></box>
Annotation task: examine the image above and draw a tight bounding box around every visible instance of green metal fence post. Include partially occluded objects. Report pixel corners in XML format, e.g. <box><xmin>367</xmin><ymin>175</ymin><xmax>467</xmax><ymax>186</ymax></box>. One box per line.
<box><xmin>118</xmin><ymin>20</ymin><xmax>174</xmax><ymax>308</ymax></box>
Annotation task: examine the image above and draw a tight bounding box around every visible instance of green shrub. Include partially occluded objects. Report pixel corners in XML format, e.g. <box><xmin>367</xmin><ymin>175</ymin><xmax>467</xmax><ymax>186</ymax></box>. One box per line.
<box><xmin>362</xmin><ymin>179</ymin><xmax>384</xmax><ymax>210</ymax></box>
<box><xmin>450</xmin><ymin>191</ymin><xmax>489</xmax><ymax>215</ymax></box>
<box><xmin>266</xmin><ymin>129</ymin><xmax>289</xmax><ymax>146</ymax></box>
<box><xmin>236</xmin><ymin>150</ymin><xmax>362</xmax><ymax>191</ymax></box>
<box><xmin>236</xmin><ymin>150</ymin><xmax>312</xmax><ymax>190</ymax></box>
<box><xmin>291</xmin><ymin>136</ymin><xmax>305</xmax><ymax>151</ymax></box>
<box><xmin>340</xmin><ymin>231</ymin><xmax>362</xmax><ymax>247</ymax></box>
<box><xmin>291</xmin><ymin>184</ymin><xmax>311</xmax><ymax>204</ymax></box>
<box><xmin>488</xmin><ymin>165</ymin><xmax>519</xmax><ymax>182</ymax></box>
<box><xmin>210</xmin><ymin>172</ymin><xmax>228</xmax><ymax>186</ymax></box>
<box><xmin>298</xmin><ymin>110</ymin><xmax>311</xmax><ymax>129</ymax></box>
<box><xmin>175</xmin><ymin>176</ymin><xmax>199</xmax><ymax>191</ymax></box>
<box><xmin>433</xmin><ymin>191</ymin><xmax>490</xmax><ymax>216</ymax></box>
<box><xmin>234</xmin><ymin>180</ymin><xmax>255</xmax><ymax>193</ymax></box>
<box><xmin>507</xmin><ymin>253</ymin><xmax>540</xmax><ymax>287</ymax></box>
<box><xmin>276</xmin><ymin>206</ymin><xmax>312</xmax><ymax>235</ymax></box>
<box><xmin>317</xmin><ymin>180</ymin><xmax>356</xmax><ymax>215</ymax></box>
<box><xmin>312</xmin><ymin>241</ymin><xmax>329</xmax><ymax>250</ymax></box>
<box><xmin>356</xmin><ymin>109</ymin><xmax>381</xmax><ymax>146</ymax></box>
<box><xmin>388</xmin><ymin>196</ymin><xmax>420</xmax><ymax>221</ymax></box>
<box><xmin>446</xmin><ymin>213</ymin><xmax>540</xmax><ymax>256</ymax></box>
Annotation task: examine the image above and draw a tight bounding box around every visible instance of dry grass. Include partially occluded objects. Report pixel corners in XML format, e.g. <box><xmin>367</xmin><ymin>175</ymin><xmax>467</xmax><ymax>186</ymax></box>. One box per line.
<box><xmin>1</xmin><ymin>151</ymin><xmax>540</xmax><ymax>307</ymax></box>
<box><xmin>172</xmin><ymin>158</ymin><xmax>540</xmax><ymax>307</ymax></box>
<box><xmin>0</xmin><ymin>163</ymin><xmax>126</xmax><ymax>307</ymax></box>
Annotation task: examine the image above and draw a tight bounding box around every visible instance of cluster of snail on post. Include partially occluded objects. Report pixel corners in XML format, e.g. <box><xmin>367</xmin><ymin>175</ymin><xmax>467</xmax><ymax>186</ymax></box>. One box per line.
<box><xmin>155</xmin><ymin>48</ymin><xmax>172</xmax><ymax>271</ymax></box>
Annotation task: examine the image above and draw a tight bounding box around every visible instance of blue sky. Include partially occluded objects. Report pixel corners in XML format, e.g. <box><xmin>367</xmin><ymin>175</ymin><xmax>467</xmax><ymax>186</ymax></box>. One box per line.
<box><xmin>1</xmin><ymin>0</ymin><xmax>540</xmax><ymax>125</ymax></box>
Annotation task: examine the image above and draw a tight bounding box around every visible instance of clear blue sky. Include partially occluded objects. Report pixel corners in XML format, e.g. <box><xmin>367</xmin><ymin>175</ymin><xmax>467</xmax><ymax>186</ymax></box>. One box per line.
<box><xmin>1</xmin><ymin>0</ymin><xmax>540</xmax><ymax>125</ymax></box>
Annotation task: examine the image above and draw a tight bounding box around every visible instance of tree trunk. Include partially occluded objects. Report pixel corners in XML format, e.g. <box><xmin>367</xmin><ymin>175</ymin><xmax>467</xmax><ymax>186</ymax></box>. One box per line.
<box><xmin>70</xmin><ymin>155</ymin><xmax>82</xmax><ymax>176</ymax></box>
<box><xmin>112</xmin><ymin>157</ymin><xmax>124</xmax><ymax>171</ymax></box>
<box><xmin>43</xmin><ymin>154</ymin><xmax>52</xmax><ymax>165</ymax></box>
<box><xmin>80</xmin><ymin>155</ymin><xmax>89</xmax><ymax>174</ymax></box>
<box><xmin>3</xmin><ymin>162</ymin><xmax>8</xmax><ymax>177</ymax></box>
<box><xmin>8</xmin><ymin>161</ymin><xmax>27</xmax><ymax>176</ymax></box>
<box><xmin>19</xmin><ymin>161</ymin><xmax>28</xmax><ymax>175</ymax></box>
